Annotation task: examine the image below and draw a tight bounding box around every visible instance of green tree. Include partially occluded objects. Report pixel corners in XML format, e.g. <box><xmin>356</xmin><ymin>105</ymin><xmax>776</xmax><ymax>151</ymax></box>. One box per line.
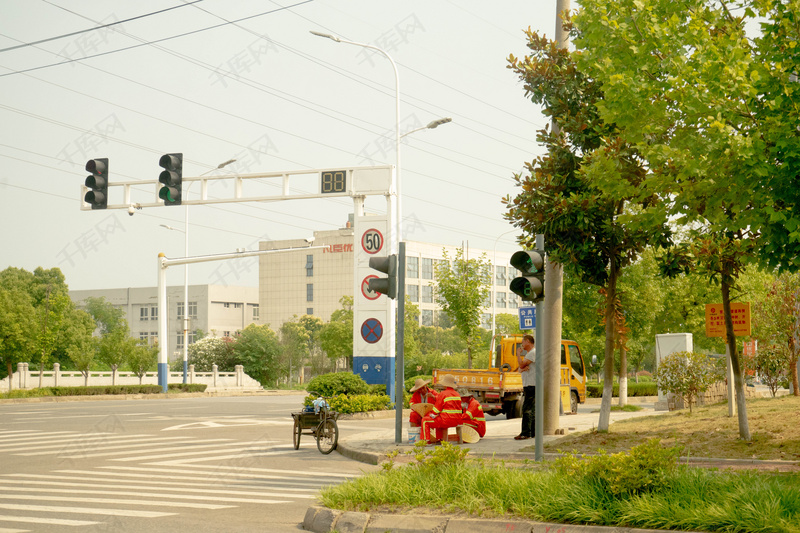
<box><xmin>233</xmin><ymin>323</ymin><xmax>281</xmax><ymax>387</ymax></box>
<box><xmin>320</xmin><ymin>296</ymin><xmax>354</xmax><ymax>371</ymax></box>
<box><xmin>573</xmin><ymin>0</ymin><xmax>800</xmax><ymax>440</ymax></box>
<box><xmin>433</xmin><ymin>247</ymin><xmax>491</xmax><ymax>369</ymax></box>
<box><xmin>280</xmin><ymin>318</ymin><xmax>310</xmax><ymax>384</ymax></box>
<box><xmin>298</xmin><ymin>315</ymin><xmax>327</xmax><ymax>376</ymax></box>
<box><xmin>0</xmin><ymin>287</ymin><xmax>36</xmax><ymax>389</ymax></box>
<box><xmin>754</xmin><ymin>345</ymin><xmax>793</xmax><ymax>397</ymax></box>
<box><xmin>752</xmin><ymin>272</ymin><xmax>800</xmax><ymax>395</ymax></box>
<box><xmin>127</xmin><ymin>341</ymin><xmax>157</xmax><ymax>384</ymax></box>
<box><xmin>98</xmin><ymin>329</ymin><xmax>137</xmax><ymax>385</ymax></box>
<box><xmin>188</xmin><ymin>336</ymin><xmax>236</xmax><ymax>371</ymax></box>
<box><xmin>505</xmin><ymin>28</ymin><xmax>672</xmax><ymax>430</ymax></box>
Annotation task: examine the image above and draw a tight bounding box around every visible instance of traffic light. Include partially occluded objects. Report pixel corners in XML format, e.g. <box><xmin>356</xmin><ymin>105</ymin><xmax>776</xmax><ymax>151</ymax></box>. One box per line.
<box><xmin>368</xmin><ymin>254</ymin><xmax>398</xmax><ymax>299</ymax></box>
<box><xmin>509</xmin><ymin>249</ymin><xmax>546</xmax><ymax>302</ymax></box>
<box><xmin>84</xmin><ymin>158</ymin><xmax>108</xmax><ymax>210</ymax></box>
<box><xmin>158</xmin><ymin>153</ymin><xmax>183</xmax><ymax>206</ymax></box>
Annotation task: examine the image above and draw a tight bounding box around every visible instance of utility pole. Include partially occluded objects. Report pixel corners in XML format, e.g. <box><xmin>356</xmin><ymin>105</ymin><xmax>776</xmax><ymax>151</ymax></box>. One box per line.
<box><xmin>542</xmin><ymin>0</ymin><xmax>571</xmax><ymax>436</ymax></box>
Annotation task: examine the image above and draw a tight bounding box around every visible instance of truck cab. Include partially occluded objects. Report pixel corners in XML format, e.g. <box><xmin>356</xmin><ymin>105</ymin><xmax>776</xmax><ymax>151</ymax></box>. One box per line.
<box><xmin>494</xmin><ymin>335</ymin><xmax>587</xmax><ymax>413</ymax></box>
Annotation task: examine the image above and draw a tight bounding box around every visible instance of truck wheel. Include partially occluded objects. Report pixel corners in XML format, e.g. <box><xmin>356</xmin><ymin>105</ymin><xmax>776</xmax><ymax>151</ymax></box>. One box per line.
<box><xmin>500</xmin><ymin>363</ymin><xmax>511</xmax><ymax>371</ymax></box>
<box><xmin>505</xmin><ymin>398</ymin><xmax>523</xmax><ymax>420</ymax></box>
<box><xmin>570</xmin><ymin>391</ymin><xmax>579</xmax><ymax>414</ymax></box>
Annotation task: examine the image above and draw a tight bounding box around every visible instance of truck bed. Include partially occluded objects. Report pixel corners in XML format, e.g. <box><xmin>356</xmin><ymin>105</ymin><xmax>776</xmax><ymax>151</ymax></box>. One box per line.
<box><xmin>433</xmin><ymin>368</ymin><xmax>523</xmax><ymax>391</ymax></box>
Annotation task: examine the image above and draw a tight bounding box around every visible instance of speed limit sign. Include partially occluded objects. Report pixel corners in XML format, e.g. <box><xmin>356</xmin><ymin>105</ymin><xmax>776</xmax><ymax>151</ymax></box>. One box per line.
<box><xmin>361</xmin><ymin>228</ymin><xmax>384</xmax><ymax>255</ymax></box>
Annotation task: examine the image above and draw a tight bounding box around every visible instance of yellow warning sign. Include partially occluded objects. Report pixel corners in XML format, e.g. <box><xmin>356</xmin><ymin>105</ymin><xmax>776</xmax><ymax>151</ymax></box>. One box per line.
<box><xmin>705</xmin><ymin>303</ymin><xmax>751</xmax><ymax>338</ymax></box>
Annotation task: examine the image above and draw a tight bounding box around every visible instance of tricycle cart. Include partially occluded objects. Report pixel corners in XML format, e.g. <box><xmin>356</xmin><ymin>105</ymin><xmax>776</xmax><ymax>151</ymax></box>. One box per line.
<box><xmin>291</xmin><ymin>400</ymin><xmax>340</xmax><ymax>455</ymax></box>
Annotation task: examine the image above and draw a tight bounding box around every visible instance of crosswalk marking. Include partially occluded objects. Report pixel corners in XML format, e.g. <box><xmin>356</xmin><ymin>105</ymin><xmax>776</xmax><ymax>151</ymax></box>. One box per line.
<box><xmin>0</xmin><ymin>514</ymin><xmax>98</xmax><ymax>527</ymax></box>
<box><xmin>0</xmin><ymin>494</ymin><xmax>234</xmax><ymax>510</ymax></box>
<box><xmin>0</xmin><ymin>503</ymin><xmax>174</xmax><ymax>518</ymax></box>
<box><xmin>111</xmin><ymin>442</ymin><xmax>279</xmax><ymax>462</ymax></box>
<box><xmin>0</xmin><ymin>485</ymin><xmax>290</xmax><ymax>505</ymax></box>
<box><xmin>23</xmin><ymin>437</ymin><xmax>235</xmax><ymax>458</ymax></box>
<box><xmin>7</xmin><ymin>436</ymin><xmax>228</xmax><ymax>455</ymax></box>
<box><xmin>51</xmin><ymin>470</ymin><xmax>319</xmax><ymax>491</ymax></box>
<box><xmin>0</xmin><ymin>479</ymin><xmax>303</xmax><ymax>503</ymax></box>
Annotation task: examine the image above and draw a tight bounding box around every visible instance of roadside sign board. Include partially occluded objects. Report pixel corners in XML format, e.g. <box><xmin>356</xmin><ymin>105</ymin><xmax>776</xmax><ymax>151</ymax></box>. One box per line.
<box><xmin>518</xmin><ymin>306</ymin><xmax>536</xmax><ymax>330</ymax></box>
<box><xmin>705</xmin><ymin>302</ymin><xmax>751</xmax><ymax>337</ymax></box>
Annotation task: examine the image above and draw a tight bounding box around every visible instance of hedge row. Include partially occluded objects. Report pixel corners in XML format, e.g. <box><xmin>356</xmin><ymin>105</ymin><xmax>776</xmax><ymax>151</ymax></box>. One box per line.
<box><xmin>586</xmin><ymin>382</ymin><xmax>658</xmax><ymax>398</ymax></box>
<box><xmin>303</xmin><ymin>393</ymin><xmax>392</xmax><ymax>414</ymax></box>
<box><xmin>43</xmin><ymin>384</ymin><xmax>208</xmax><ymax>396</ymax></box>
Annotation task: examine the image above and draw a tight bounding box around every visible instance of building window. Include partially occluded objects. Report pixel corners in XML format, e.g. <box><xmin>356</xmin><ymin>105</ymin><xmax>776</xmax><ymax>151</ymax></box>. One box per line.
<box><xmin>421</xmin><ymin>285</ymin><xmax>433</xmax><ymax>304</ymax></box>
<box><xmin>421</xmin><ymin>309</ymin><xmax>433</xmax><ymax>326</ymax></box>
<box><xmin>495</xmin><ymin>266</ymin><xmax>506</xmax><ymax>286</ymax></box>
<box><xmin>407</xmin><ymin>257</ymin><xmax>419</xmax><ymax>279</ymax></box>
<box><xmin>307</xmin><ymin>308</ymin><xmax>313</xmax><ymax>315</ymax></box>
<box><xmin>508</xmin><ymin>295</ymin><xmax>519</xmax><ymax>309</ymax></box>
<box><xmin>421</xmin><ymin>258</ymin><xmax>434</xmax><ymax>280</ymax></box>
<box><xmin>407</xmin><ymin>284</ymin><xmax>419</xmax><ymax>303</ymax></box>
<box><xmin>306</xmin><ymin>254</ymin><xmax>314</xmax><ymax>277</ymax></box>
<box><xmin>435</xmin><ymin>259</ymin><xmax>448</xmax><ymax>277</ymax></box>
<box><xmin>252</xmin><ymin>305</ymin><xmax>260</xmax><ymax>321</ymax></box>
<box><xmin>233</xmin><ymin>302</ymin><xmax>242</xmax><ymax>309</ymax></box>
<box><xmin>139</xmin><ymin>307</ymin><xmax>149</xmax><ymax>321</ymax></box>
<box><xmin>188</xmin><ymin>301</ymin><xmax>197</xmax><ymax>319</ymax></box>
<box><xmin>177</xmin><ymin>334</ymin><xmax>184</xmax><ymax>350</ymax></box>
<box><xmin>223</xmin><ymin>331</ymin><xmax>231</xmax><ymax>338</ymax></box>
<box><xmin>481</xmin><ymin>313</ymin><xmax>491</xmax><ymax>329</ymax></box>
<box><xmin>483</xmin><ymin>293</ymin><xmax>491</xmax><ymax>307</ymax></box>
<box><xmin>495</xmin><ymin>291</ymin><xmax>507</xmax><ymax>308</ymax></box>
<box><xmin>223</xmin><ymin>302</ymin><xmax>230</xmax><ymax>309</ymax></box>
<box><xmin>307</xmin><ymin>284</ymin><xmax>313</xmax><ymax>302</ymax></box>
<box><xmin>150</xmin><ymin>306</ymin><xmax>158</xmax><ymax>321</ymax></box>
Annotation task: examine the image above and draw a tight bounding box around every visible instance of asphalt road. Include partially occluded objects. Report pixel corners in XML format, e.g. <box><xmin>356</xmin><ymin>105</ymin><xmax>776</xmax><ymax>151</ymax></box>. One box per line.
<box><xmin>0</xmin><ymin>394</ymin><xmax>381</xmax><ymax>533</ymax></box>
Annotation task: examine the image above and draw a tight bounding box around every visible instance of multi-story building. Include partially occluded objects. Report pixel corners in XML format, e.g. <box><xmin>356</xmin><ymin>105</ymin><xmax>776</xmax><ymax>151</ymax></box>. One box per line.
<box><xmin>69</xmin><ymin>285</ymin><xmax>259</xmax><ymax>361</ymax></box>
<box><xmin>258</xmin><ymin>227</ymin><xmax>521</xmax><ymax>330</ymax></box>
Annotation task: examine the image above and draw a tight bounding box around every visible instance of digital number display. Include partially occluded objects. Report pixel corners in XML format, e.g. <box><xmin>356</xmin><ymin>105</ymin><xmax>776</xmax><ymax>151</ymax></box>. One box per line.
<box><xmin>320</xmin><ymin>170</ymin><xmax>347</xmax><ymax>194</ymax></box>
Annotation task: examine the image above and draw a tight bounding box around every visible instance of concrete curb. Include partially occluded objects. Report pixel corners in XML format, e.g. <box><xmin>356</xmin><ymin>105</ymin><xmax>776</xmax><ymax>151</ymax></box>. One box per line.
<box><xmin>301</xmin><ymin>505</ymin><xmax>688</xmax><ymax>533</ymax></box>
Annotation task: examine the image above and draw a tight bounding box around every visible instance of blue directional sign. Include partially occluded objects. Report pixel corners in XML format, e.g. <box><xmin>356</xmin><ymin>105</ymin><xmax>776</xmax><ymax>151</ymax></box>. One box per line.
<box><xmin>519</xmin><ymin>306</ymin><xmax>536</xmax><ymax>330</ymax></box>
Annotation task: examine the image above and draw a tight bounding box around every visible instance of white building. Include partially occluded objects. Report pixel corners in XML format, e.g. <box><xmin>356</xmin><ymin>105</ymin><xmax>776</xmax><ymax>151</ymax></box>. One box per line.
<box><xmin>70</xmin><ymin>285</ymin><xmax>259</xmax><ymax>361</ymax></box>
<box><xmin>258</xmin><ymin>227</ymin><xmax>522</xmax><ymax>330</ymax></box>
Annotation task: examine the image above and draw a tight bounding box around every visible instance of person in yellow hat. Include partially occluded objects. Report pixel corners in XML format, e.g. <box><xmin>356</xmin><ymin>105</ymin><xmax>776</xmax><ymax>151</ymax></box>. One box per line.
<box><xmin>421</xmin><ymin>374</ymin><xmax>462</xmax><ymax>445</ymax></box>
<box><xmin>408</xmin><ymin>378</ymin><xmax>438</xmax><ymax>428</ymax></box>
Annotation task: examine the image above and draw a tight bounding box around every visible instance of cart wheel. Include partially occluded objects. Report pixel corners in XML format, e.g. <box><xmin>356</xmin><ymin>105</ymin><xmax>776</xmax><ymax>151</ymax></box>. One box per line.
<box><xmin>293</xmin><ymin>418</ymin><xmax>301</xmax><ymax>450</ymax></box>
<box><xmin>316</xmin><ymin>418</ymin><xmax>338</xmax><ymax>455</ymax></box>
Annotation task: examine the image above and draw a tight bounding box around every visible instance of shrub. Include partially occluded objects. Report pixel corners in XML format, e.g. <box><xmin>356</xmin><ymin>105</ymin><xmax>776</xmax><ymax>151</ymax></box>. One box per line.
<box><xmin>49</xmin><ymin>385</ymin><xmax>163</xmax><ymax>396</ymax></box>
<box><xmin>586</xmin><ymin>382</ymin><xmax>658</xmax><ymax>398</ymax></box>
<box><xmin>167</xmin><ymin>383</ymin><xmax>207</xmax><ymax>393</ymax></box>
<box><xmin>554</xmin><ymin>438</ymin><xmax>682</xmax><ymax>496</ymax></box>
<box><xmin>306</xmin><ymin>372</ymin><xmax>370</xmax><ymax>397</ymax></box>
<box><xmin>754</xmin><ymin>345</ymin><xmax>793</xmax><ymax>397</ymax></box>
<box><xmin>367</xmin><ymin>384</ymin><xmax>387</xmax><ymax>396</ymax></box>
<box><xmin>655</xmin><ymin>351</ymin><xmax>721</xmax><ymax>412</ymax></box>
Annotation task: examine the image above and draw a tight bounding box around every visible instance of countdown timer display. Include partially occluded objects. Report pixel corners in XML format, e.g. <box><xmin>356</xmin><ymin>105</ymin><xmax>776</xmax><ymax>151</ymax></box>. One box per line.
<box><xmin>320</xmin><ymin>170</ymin><xmax>347</xmax><ymax>194</ymax></box>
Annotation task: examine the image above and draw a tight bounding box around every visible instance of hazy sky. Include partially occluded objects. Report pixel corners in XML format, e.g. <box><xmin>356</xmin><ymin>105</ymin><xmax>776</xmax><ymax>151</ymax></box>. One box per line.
<box><xmin>1</xmin><ymin>0</ymin><xmax>555</xmax><ymax>291</ymax></box>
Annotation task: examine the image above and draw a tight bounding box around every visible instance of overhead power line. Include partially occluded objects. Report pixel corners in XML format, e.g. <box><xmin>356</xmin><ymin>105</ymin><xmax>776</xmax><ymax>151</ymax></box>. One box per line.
<box><xmin>0</xmin><ymin>0</ymin><xmax>316</xmax><ymax>78</ymax></box>
<box><xmin>0</xmin><ymin>0</ymin><xmax>205</xmax><ymax>53</ymax></box>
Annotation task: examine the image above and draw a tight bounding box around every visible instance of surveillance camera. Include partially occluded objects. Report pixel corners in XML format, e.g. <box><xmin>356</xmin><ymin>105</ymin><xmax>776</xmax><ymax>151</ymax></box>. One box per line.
<box><xmin>128</xmin><ymin>205</ymin><xmax>135</xmax><ymax>216</ymax></box>
<box><xmin>305</xmin><ymin>236</ymin><xmax>316</xmax><ymax>245</ymax></box>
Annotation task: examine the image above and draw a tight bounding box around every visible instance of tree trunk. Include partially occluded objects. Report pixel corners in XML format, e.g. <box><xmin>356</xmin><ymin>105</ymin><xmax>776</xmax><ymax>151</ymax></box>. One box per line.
<box><xmin>598</xmin><ymin>261</ymin><xmax>618</xmax><ymax>432</ymax></box>
<box><xmin>111</xmin><ymin>364</ymin><xmax>117</xmax><ymax>386</ymax></box>
<box><xmin>618</xmin><ymin>346</ymin><xmax>628</xmax><ymax>407</ymax></box>
<box><xmin>789</xmin><ymin>336</ymin><xmax>799</xmax><ymax>396</ymax></box>
<box><xmin>722</xmin><ymin>279</ymin><xmax>751</xmax><ymax>441</ymax></box>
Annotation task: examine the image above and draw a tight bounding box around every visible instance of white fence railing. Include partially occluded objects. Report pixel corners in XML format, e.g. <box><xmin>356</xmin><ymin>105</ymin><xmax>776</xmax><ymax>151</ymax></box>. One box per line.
<box><xmin>1</xmin><ymin>362</ymin><xmax>263</xmax><ymax>392</ymax></box>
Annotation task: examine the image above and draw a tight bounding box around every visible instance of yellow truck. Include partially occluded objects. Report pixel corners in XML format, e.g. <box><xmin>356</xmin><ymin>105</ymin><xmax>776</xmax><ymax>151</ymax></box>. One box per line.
<box><xmin>432</xmin><ymin>335</ymin><xmax>587</xmax><ymax>419</ymax></box>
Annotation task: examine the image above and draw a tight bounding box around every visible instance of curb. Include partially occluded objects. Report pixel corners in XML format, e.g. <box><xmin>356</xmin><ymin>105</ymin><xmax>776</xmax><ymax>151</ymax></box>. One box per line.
<box><xmin>301</xmin><ymin>505</ymin><xmax>680</xmax><ymax>533</ymax></box>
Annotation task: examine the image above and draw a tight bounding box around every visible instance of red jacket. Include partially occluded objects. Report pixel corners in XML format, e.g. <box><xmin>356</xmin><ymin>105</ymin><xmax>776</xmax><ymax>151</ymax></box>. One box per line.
<box><xmin>409</xmin><ymin>388</ymin><xmax>438</xmax><ymax>426</ymax></box>
<box><xmin>429</xmin><ymin>387</ymin><xmax>463</xmax><ymax>426</ymax></box>
<box><xmin>461</xmin><ymin>397</ymin><xmax>486</xmax><ymax>437</ymax></box>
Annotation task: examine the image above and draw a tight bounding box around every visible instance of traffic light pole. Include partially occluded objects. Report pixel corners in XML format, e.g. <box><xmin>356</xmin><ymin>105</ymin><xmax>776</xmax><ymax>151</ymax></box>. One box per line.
<box><xmin>534</xmin><ymin>233</ymin><xmax>545</xmax><ymax>461</ymax></box>
<box><xmin>156</xmin><ymin>245</ymin><xmax>327</xmax><ymax>392</ymax></box>
<box><xmin>395</xmin><ymin>242</ymin><xmax>406</xmax><ymax>444</ymax></box>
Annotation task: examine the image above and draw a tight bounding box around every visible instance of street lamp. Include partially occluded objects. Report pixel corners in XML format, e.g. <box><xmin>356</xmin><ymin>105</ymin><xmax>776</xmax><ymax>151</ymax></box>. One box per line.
<box><xmin>160</xmin><ymin>158</ymin><xmax>237</xmax><ymax>384</ymax></box>
<box><xmin>400</xmin><ymin>117</ymin><xmax>452</xmax><ymax>139</ymax></box>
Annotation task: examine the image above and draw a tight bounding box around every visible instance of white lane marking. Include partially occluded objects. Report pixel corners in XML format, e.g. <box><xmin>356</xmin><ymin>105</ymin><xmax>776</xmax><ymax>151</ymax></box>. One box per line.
<box><xmin>0</xmin><ymin>503</ymin><xmax>173</xmax><ymax>518</ymax></box>
<box><xmin>0</xmin><ymin>514</ymin><xmax>97</xmax><ymax>526</ymax></box>
<box><xmin>125</xmin><ymin>463</ymin><xmax>360</xmax><ymax>479</ymax></box>
<box><xmin>0</xmin><ymin>479</ymin><xmax>313</xmax><ymax>500</ymax></box>
<box><xmin>23</xmin><ymin>438</ymin><xmax>234</xmax><ymax>458</ymax></box>
<box><xmin>162</xmin><ymin>419</ymin><xmax>290</xmax><ymax>431</ymax></box>
<box><xmin>0</xmin><ymin>494</ymin><xmax>233</xmax><ymax>510</ymax></box>
<box><xmin>110</xmin><ymin>443</ymin><xmax>278</xmax><ymax>462</ymax></box>
<box><xmin>0</xmin><ymin>486</ymin><xmax>289</xmax><ymax>505</ymax></box>
<box><xmin>50</xmin><ymin>471</ymin><xmax>318</xmax><ymax>491</ymax></box>
<box><xmin>8</xmin><ymin>436</ymin><xmax>224</xmax><ymax>455</ymax></box>
<box><xmin>150</xmin><ymin>448</ymin><xmax>302</xmax><ymax>465</ymax></box>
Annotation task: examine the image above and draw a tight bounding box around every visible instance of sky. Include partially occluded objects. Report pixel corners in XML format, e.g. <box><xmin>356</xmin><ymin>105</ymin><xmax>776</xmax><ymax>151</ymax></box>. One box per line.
<box><xmin>0</xmin><ymin>0</ymin><xmax>556</xmax><ymax>291</ymax></box>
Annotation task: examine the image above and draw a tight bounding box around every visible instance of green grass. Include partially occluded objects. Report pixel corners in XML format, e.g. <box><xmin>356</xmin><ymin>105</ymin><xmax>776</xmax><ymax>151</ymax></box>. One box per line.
<box><xmin>321</xmin><ymin>442</ymin><xmax>800</xmax><ymax>532</ymax></box>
